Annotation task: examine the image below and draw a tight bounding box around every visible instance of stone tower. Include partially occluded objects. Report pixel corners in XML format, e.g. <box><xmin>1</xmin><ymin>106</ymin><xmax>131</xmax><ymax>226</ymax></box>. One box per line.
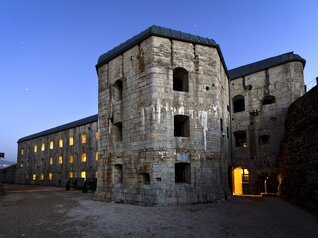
<box><xmin>95</xmin><ymin>25</ymin><xmax>231</xmax><ymax>205</ymax></box>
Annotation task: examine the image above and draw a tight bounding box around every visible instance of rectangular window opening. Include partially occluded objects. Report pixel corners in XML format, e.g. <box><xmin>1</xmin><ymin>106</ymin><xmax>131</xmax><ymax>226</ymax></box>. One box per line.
<box><xmin>113</xmin><ymin>164</ymin><xmax>123</xmax><ymax>183</ymax></box>
<box><xmin>175</xmin><ymin>163</ymin><xmax>191</xmax><ymax>184</ymax></box>
<box><xmin>234</xmin><ymin>131</ymin><xmax>247</xmax><ymax>148</ymax></box>
<box><xmin>174</xmin><ymin>115</ymin><xmax>190</xmax><ymax>137</ymax></box>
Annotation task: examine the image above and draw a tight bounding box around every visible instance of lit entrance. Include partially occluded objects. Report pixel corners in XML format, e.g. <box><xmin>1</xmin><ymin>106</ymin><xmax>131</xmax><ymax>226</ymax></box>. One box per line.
<box><xmin>232</xmin><ymin>167</ymin><xmax>249</xmax><ymax>195</ymax></box>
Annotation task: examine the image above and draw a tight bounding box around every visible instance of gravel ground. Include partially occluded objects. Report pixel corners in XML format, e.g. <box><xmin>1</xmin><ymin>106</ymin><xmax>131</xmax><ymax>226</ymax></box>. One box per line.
<box><xmin>1</xmin><ymin>184</ymin><xmax>318</xmax><ymax>238</ymax></box>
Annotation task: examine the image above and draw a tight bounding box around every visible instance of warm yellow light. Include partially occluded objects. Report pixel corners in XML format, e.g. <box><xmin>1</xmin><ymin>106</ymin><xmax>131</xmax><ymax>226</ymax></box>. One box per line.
<box><xmin>49</xmin><ymin>157</ymin><xmax>53</xmax><ymax>165</ymax></box>
<box><xmin>32</xmin><ymin>174</ymin><xmax>36</xmax><ymax>181</ymax></box>
<box><xmin>81</xmin><ymin>152</ymin><xmax>87</xmax><ymax>162</ymax></box>
<box><xmin>58</xmin><ymin>156</ymin><xmax>63</xmax><ymax>164</ymax></box>
<box><xmin>48</xmin><ymin>172</ymin><xmax>53</xmax><ymax>181</ymax></box>
<box><xmin>21</xmin><ymin>149</ymin><xmax>24</xmax><ymax>155</ymax></box>
<box><xmin>69</xmin><ymin>136</ymin><xmax>74</xmax><ymax>146</ymax></box>
<box><xmin>95</xmin><ymin>152</ymin><xmax>98</xmax><ymax>161</ymax></box>
<box><xmin>82</xmin><ymin>134</ymin><xmax>87</xmax><ymax>144</ymax></box>
<box><xmin>41</xmin><ymin>143</ymin><xmax>45</xmax><ymax>151</ymax></box>
<box><xmin>69</xmin><ymin>155</ymin><xmax>74</xmax><ymax>164</ymax></box>
<box><xmin>59</xmin><ymin>139</ymin><xmax>63</xmax><ymax>148</ymax></box>
<box><xmin>96</xmin><ymin>132</ymin><xmax>99</xmax><ymax>141</ymax></box>
<box><xmin>50</xmin><ymin>141</ymin><xmax>53</xmax><ymax>149</ymax></box>
<box><xmin>81</xmin><ymin>171</ymin><xmax>86</xmax><ymax>179</ymax></box>
<box><xmin>69</xmin><ymin>171</ymin><xmax>74</xmax><ymax>178</ymax></box>
<box><xmin>96</xmin><ymin>171</ymin><xmax>98</xmax><ymax>178</ymax></box>
<box><xmin>233</xmin><ymin>167</ymin><xmax>243</xmax><ymax>195</ymax></box>
<box><xmin>34</xmin><ymin>145</ymin><xmax>37</xmax><ymax>153</ymax></box>
<box><xmin>40</xmin><ymin>173</ymin><xmax>44</xmax><ymax>181</ymax></box>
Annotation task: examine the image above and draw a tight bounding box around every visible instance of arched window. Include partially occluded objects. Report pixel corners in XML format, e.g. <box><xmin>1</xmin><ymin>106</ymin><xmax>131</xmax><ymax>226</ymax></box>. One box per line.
<box><xmin>173</xmin><ymin>67</ymin><xmax>189</xmax><ymax>92</ymax></box>
<box><xmin>233</xmin><ymin>95</ymin><xmax>245</xmax><ymax>113</ymax></box>
<box><xmin>113</xmin><ymin>79</ymin><xmax>123</xmax><ymax>101</ymax></box>
<box><xmin>262</xmin><ymin>95</ymin><xmax>275</xmax><ymax>105</ymax></box>
<box><xmin>174</xmin><ymin>115</ymin><xmax>190</xmax><ymax>137</ymax></box>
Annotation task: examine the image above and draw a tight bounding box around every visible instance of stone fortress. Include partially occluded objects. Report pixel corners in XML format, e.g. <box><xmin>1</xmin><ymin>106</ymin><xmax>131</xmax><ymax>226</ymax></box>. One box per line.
<box><xmin>15</xmin><ymin>26</ymin><xmax>316</xmax><ymax>208</ymax></box>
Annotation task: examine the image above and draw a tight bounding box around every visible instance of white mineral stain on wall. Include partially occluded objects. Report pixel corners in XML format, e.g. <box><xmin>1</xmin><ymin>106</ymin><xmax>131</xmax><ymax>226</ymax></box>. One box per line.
<box><xmin>199</xmin><ymin>111</ymin><xmax>208</xmax><ymax>151</ymax></box>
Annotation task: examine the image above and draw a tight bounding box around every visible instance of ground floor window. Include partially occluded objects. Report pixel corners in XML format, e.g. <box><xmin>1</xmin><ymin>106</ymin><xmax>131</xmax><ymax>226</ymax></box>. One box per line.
<box><xmin>175</xmin><ymin>163</ymin><xmax>191</xmax><ymax>184</ymax></box>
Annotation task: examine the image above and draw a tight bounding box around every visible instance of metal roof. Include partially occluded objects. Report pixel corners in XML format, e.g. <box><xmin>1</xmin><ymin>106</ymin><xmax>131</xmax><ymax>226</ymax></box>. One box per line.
<box><xmin>17</xmin><ymin>114</ymin><xmax>98</xmax><ymax>143</ymax></box>
<box><xmin>96</xmin><ymin>25</ymin><xmax>228</xmax><ymax>74</ymax></box>
<box><xmin>228</xmin><ymin>52</ymin><xmax>306</xmax><ymax>80</ymax></box>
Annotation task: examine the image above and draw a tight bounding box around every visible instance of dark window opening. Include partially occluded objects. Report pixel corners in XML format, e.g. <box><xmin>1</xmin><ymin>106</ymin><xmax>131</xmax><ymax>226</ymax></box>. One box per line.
<box><xmin>174</xmin><ymin>115</ymin><xmax>190</xmax><ymax>137</ymax></box>
<box><xmin>234</xmin><ymin>131</ymin><xmax>247</xmax><ymax>148</ymax></box>
<box><xmin>173</xmin><ymin>67</ymin><xmax>189</xmax><ymax>92</ymax></box>
<box><xmin>220</xmin><ymin>118</ymin><xmax>223</xmax><ymax>133</ymax></box>
<box><xmin>233</xmin><ymin>95</ymin><xmax>245</xmax><ymax>113</ymax></box>
<box><xmin>262</xmin><ymin>95</ymin><xmax>275</xmax><ymax>105</ymax></box>
<box><xmin>140</xmin><ymin>173</ymin><xmax>150</xmax><ymax>185</ymax></box>
<box><xmin>113</xmin><ymin>164</ymin><xmax>123</xmax><ymax>183</ymax></box>
<box><xmin>113</xmin><ymin>122</ymin><xmax>123</xmax><ymax>142</ymax></box>
<box><xmin>113</xmin><ymin>80</ymin><xmax>123</xmax><ymax>101</ymax></box>
<box><xmin>175</xmin><ymin>163</ymin><xmax>191</xmax><ymax>184</ymax></box>
<box><xmin>227</xmin><ymin>127</ymin><xmax>230</xmax><ymax>139</ymax></box>
<box><xmin>259</xmin><ymin>135</ymin><xmax>270</xmax><ymax>145</ymax></box>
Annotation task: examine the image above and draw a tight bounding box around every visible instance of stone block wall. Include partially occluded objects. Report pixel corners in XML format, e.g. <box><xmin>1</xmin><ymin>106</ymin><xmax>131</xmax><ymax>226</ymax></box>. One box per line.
<box><xmin>96</xmin><ymin>35</ymin><xmax>231</xmax><ymax>205</ymax></box>
<box><xmin>278</xmin><ymin>84</ymin><xmax>318</xmax><ymax>215</ymax></box>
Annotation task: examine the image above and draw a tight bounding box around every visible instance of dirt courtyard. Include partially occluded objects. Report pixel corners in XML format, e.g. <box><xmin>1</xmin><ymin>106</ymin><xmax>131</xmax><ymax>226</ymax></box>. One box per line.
<box><xmin>0</xmin><ymin>184</ymin><xmax>317</xmax><ymax>238</ymax></box>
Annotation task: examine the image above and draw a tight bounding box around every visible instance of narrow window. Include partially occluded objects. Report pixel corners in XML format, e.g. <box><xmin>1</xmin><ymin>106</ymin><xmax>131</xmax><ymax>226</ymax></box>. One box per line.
<box><xmin>174</xmin><ymin>115</ymin><xmax>190</xmax><ymax>137</ymax></box>
<box><xmin>40</xmin><ymin>173</ymin><xmax>44</xmax><ymax>181</ymax></box>
<box><xmin>140</xmin><ymin>173</ymin><xmax>150</xmax><ymax>185</ymax></box>
<box><xmin>113</xmin><ymin>164</ymin><xmax>123</xmax><ymax>183</ymax></box>
<box><xmin>69</xmin><ymin>136</ymin><xmax>74</xmax><ymax>146</ymax></box>
<box><xmin>49</xmin><ymin>157</ymin><xmax>53</xmax><ymax>165</ymax></box>
<box><xmin>242</xmin><ymin>168</ymin><xmax>249</xmax><ymax>183</ymax></box>
<box><xmin>34</xmin><ymin>145</ymin><xmax>37</xmax><ymax>153</ymax></box>
<box><xmin>81</xmin><ymin>152</ymin><xmax>87</xmax><ymax>162</ymax></box>
<box><xmin>234</xmin><ymin>131</ymin><xmax>247</xmax><ymax>148</ymax></box>
<box><xmin>21</xmin><ymin>149</ymin><xmax>24</xmax><ymax>155</ymax></box>
<box><xmin>32</xmin><ymin>174</ymin><xmax>36</xmax><ymax>181</ymax></box>
<box><xmin>227</xmin><ymin>127</ymin><xmax>230</xmax><ymax>139</ymax></box>
<box><xmin>220</xmin><ymin>118</ymin><xmax>223</xmax><ymax>133</ymax></box>
<box><xmin>82</xmin><ymin>133</ymin><xmax>87</xmax><ymax>144</ymax></box>
<box><xmin>262</xmin><ymin>95</ymin><xmax>275</xmax><ymax>105</ymax></box>
<box><xmin>48</xmin><ymin>172</ymin><xmax>53</xmax><ymax>181</ymax></box>
<box><xmin>259</xmin><ymin>135</ymin><xmax>270</xmax><ymax>145</ymax></box>
<box><xmin>69</xmin><ymin>155</ymin><xmax>74</xmax><ymax>164</ymax></box>
<box><xmin>175</xmin><ymin>163</ymin><xmax>191</xmax><ymax>184</ymax></box>
<box><xmin>233</xmin><ymin>95</ymin><xmax>245</xmax><ymax>113</ymax></box>
<box><xmin>59</xmin><ymin>139</ymin><xmax>63</xmax><ymax>148</ymax></box>
<box><xmin>113</xmin><ymin>122</ymin><xmax>123</xmax><ymax>142</ymax></box>
<box><xmin>113</xmin><ymin>79</ymin><xmax>123</xmax><ymax>101</ymax></box>
<box><xmin>95</xmin><ymin>171</ymin><xmax>98</xmax><ymax>178</ymax></box>
<box><xmin>58</xmin><ymin>156</ymin><xmax>63</xmax><ymax>164</ymax></box>
<box><xmin>95</xmin><ymin>152</ymin><xmax>98</xmax><ymax>161</ymax></box>
<box><xmin>81</xmin><ymin>171</ymin><xmax>86</xmax><ymax>179</ymax></box>
<box><xmin>96</xmin><ymin>132</ymin><xmax>99</xmax><ymax>141</ymax></box>
<box><xmin>41</xmin><ymin>143</ymin><xmax>45</xmax><ymax>151</ymax></box>
<box><xmin>173</xmin><ymin>67</ymin><xmax>189</xmax><ymax>92</ymax></box>
<box><xmin>50</xmin><ymin>141</ymin><xmax>53</xmax><ymax>149</ymax></box>
<box><xmin>69</xmin><ymin>171</ymin><xmax>74</xmax><ymax>178</ymax></box>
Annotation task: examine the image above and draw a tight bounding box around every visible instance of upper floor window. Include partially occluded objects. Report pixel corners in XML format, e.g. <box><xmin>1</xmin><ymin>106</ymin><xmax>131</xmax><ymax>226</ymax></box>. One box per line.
<box><xmin>81</xmin><ymin>152</ymin><xmax>87</xmax><ymax>162</ymax></box>
<box><xmin>50</xmin><ymin>141</ymin><xmax>53</xmax><ymax>150</ymax></box>
<box><xmin>41</xmin><ymin>143</ymin><xmax>45</xmax><ymax>151</ymax></box>
<box><xmin>49</xmin><ymin>157</ymin><xmax>53</xmax><ymax>165</ymax></box>
<box><xmin>95</xmin><ymin>152</ymin><xmax>99</xmax><ymax>161</ymax></box>
<box><xmin>173</xmin><ymin>67</ymin><xmax>189</xmax><ymax>92</ymax></box>
<box><xmin>113</xmin><ymin>122</ymin><xmax>123</xmax><ymax>142</ymax></box>
<box><xmin>175</xmin><ymin>163</ymin><xmax>191</xmax><ymax>184</ymax></box>
<box><xmin>69</xmin><ymin>136</ymin><xmax>74</xmax><ymax>146</ymax></box>
<box><xmin>262</xmin><ymin>95</ymin><xmax>275</xmax><ymax>105</ymax></box>
<box><xmin>233</xmin><ymin>95</ymin><xmax>245</xmax><ymax>113</ymax></box>
<box><xmin>113</xmin><ymin>79</ymin><xmax>123</xmax><ymax>101</ymax></box>
<box><xmin>234</xmin><ymin>131</ymin><xmax>247</xmax><ymax>148</ymax></box>
<box><xmin>95</xmin><ymin>132</ymin><xmax>99</xmax><ymax>141</ymax></box>
<box><xmin>34</xmin><ymin>145</ymin><xmax>37</xmax><ymax>153</ymax></box>
<box><xmin>59</xmin><ymin>139</ymin><xmax>63</xmax><ymax>148</ymax></box>
<box><xmin>58</xmin><ymin>156</ymin><xmax>63</xmax><ymax>164</ymax></box>
<box><xmin>259</xmin><ymin>135</ymin><xmax>270</xmax><ymax>145</ymax></box>
<box><xmin>21</xmin><ymin>149</ymin><xmax>24</xmax><ymax>155</ymax></box>
<box><xmin>174</xmin><ymin>115</ymin><xmax>190</xmax><ymax>137</ymax></box>
<box><xmin>81</xmin><ymin>133</ymin><xmax>87</xmax><ymax>144</ymax></box>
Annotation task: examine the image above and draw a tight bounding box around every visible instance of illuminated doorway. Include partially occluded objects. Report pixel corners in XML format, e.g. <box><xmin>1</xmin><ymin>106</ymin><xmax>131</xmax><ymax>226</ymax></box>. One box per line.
<box><xmin>232</xmin><ymin>167</ymin><xmax>249</xmax><ymax>195</ymax></box>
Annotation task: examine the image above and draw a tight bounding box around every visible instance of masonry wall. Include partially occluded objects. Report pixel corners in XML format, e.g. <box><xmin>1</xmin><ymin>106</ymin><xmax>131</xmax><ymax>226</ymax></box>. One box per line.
<box><xmin>96</xmin><ymin>36</ymin><xmax>231</xmax><ymax>205</ymax></box>
<box><xmin>278</xmin><ymin>85</ymin><xmax>318</xmax><ymax>215</ymax></box>
<box><xmin>16</xmin><ymin>122</ymin><xmax>98</xmax><ymax>186</ymax></box>
<box><xmin>230</xmin><ymin>61</ymin><xmax>305</xmax><ymax>194</ymax></box>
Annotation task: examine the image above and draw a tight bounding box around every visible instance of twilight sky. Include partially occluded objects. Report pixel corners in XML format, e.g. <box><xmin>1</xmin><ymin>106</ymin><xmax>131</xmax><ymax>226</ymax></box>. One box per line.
<box><xmin>1</xmin><ymin>0</ymin><xmax>317</xmax><ymax>162</ymax></box>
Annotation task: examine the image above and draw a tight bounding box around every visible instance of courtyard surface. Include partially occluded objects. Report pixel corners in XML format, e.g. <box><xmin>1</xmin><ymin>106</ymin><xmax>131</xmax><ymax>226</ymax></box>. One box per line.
<box><xmin>0</xmin><ymin>184</ymin><xmax>317</xmax><ymax>238</ymax></box>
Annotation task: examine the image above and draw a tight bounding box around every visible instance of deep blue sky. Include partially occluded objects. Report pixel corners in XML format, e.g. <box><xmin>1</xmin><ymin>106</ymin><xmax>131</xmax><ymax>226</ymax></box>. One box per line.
<box><xmin>1</xmin><ymin>0</ymin><xmax>317</xmax><ymax>162</ymax></box>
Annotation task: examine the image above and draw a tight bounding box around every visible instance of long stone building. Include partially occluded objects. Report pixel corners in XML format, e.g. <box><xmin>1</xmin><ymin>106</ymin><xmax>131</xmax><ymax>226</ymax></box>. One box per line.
<box><xmin>15</xmin><ymin>25</ymin><xmax>310</xmax><ymax>206</ymax></box>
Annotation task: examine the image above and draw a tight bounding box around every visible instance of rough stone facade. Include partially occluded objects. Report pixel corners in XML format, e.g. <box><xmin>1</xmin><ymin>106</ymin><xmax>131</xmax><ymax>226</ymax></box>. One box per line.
<box><xmin>95</xmin><ymin>26</ymin><xmax>231</xmax><ymax>205</ymax></box>
<box><xmin>228</xmin><ymin>53</ymin><xmax>305</xmax><ymax>195</ymax></box>
<box><xmin>278</xmin><ymin>84</ymin><xmax>318</xmax><ymax>215</ymax></box>
<box><xmin>15</xmin><ymin>115</ymin><xmax>98</xmax><ymax>186</ymax></box>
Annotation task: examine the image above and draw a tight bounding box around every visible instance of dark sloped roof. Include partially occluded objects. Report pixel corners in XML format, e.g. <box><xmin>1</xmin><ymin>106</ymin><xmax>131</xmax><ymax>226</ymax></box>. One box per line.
<box><xmin>96</xmin><ymin>25</ymin><xmax>228</xmax><ymax>74</ymax></box>
<box><xmin>17</xmin><ymin>114</ymin><xmax>98</xmax><ymax>143</ymax></box>
<box><xmin>228</xmin><ymin>52</ymin><xmax>306</xmax><ymax>80</ymax></box>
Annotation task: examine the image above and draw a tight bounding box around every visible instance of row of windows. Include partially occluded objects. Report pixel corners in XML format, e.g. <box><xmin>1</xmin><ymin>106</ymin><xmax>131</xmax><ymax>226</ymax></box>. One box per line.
<box><xmin>21</xmin><ymin>132</ymin><xmax>98</xmax><ymax>155</ymax></box>
<box><xmin>37</xmin><ymin>152</ymin><xmax>99</xmax><ymax>166</ymax></box>
<box><xmin>232</xmin><ymin>95</ymin><xmax>276</xmax><ymax>113</ymax></box>
<box><xmin>32</xmin><ymin>171</ymin><xmax>96</xmax><ymax>181</ymax></box>
<box><xmin>234</xmin><ymin>131</ymin><xmax>270</xmax><ymax>147</ymax></box>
